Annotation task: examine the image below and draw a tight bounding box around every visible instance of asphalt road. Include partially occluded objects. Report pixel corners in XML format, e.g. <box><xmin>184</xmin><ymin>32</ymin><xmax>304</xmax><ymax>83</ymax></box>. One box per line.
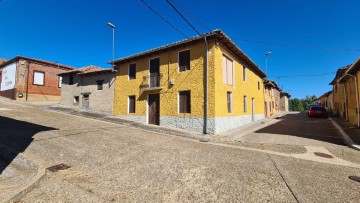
<box><xmin>239</xmin><ymin>112</ymin><xmax>346</xmax><ymax>147</ymax></box>
<box><xmin>1</xmin><ymin>100</ymin><xmax>360</xmax><ymax>203</ymax></box>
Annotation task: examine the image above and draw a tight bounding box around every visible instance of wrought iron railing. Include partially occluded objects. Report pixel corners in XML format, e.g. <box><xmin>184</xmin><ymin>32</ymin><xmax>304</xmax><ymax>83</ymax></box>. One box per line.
<box><xmin>140</xmin><ymin>73</ymin><xmax>163</xmax><ymax>90</ymax></box>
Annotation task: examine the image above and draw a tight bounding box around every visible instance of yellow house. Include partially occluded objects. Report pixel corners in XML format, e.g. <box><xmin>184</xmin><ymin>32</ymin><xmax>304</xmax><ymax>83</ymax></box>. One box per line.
<box><xmin>330</xmin><ymin>65</ymin><xmax>350</xmax><ymax>119</ymax></box>
<box><xmin>112</xmin><ymin>30</ymin><xmax>266</xmax><ymax>134</ymax></box>
<box><xmin>264</xmin><ymin>79</ymin><xmax>281</xmax><ymax>117</ymax></box>
<box><xmin>318</xmin><ymin>90</ymin><xmax>333</xmax><ymax>112</ymax></box>
<box><xmin>337</xmin><ymin>57</ymin><xmax>360</xmax><ymax>127</ymax></box>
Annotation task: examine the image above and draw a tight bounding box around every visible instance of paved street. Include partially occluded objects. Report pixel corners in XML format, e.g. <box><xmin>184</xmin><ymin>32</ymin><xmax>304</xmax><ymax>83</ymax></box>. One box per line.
<box><xmin>1</xmin><ymin>100</ymin><xmax>360</xmax><ymax>202</ymax></box>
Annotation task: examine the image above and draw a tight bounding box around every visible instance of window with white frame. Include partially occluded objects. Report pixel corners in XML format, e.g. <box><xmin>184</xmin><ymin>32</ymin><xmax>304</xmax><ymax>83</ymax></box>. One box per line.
<box><xmin>33</xmin><ymin>71</ymin><xmax>44</xmax><ymax>86</ymax></box>
<box><xmin>227</xmin><ymin>92</ymin><xmax>232</xmax><ymax>113</ymax></box>
<box><xmin>58</xmin><ymin>76</ymin><xmax>62</xmax><ymax>88</ymax></box>
<box><xmin>222</xmin><ymin>54</ymin><xmax>234</xmax><ymax>85</ymax></box>
<box><xmin>179</xmin><ymin>50</ymin><xmax>190</xmax><ymax>71</ymax></box>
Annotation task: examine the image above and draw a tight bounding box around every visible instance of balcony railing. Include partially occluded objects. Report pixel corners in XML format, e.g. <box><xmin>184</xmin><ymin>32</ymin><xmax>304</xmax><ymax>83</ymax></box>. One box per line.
<box><xmin>140</xmin><ymin>73</ymin><xmax>163</xmax><ymax>91</ymax></box>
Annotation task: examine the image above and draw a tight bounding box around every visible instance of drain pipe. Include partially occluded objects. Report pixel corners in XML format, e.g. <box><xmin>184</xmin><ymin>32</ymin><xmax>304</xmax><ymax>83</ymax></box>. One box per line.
<box><xmin>25</xmin><ymin>60</ymin><xmax>30</xmax><ymax>101</ymax></box>
<box><xmin>355</xmin><ymin>75</ymin><xmax>360</xmax><ymax>127</ymax></box>
<box><xmin>203</xmin><ymin>36</ymin><xmax>209</xmax><ymax>134</ymax></box>
<box><xmin>344</xmin><ymin>74</ymin><xmax>360</xmax><ymax>127</ymax></box>
<box><xmin>343</xmin><ymin>83</ymin><xmax>348</xmax><ymax>120</ymax></box>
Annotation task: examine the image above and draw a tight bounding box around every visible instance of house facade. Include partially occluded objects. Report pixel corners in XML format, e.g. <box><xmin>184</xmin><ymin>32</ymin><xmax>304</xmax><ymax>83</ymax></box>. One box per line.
<box><xmin>330</xmin><ymin>65</ymin><xmax>350</xmax><ymax>119</ymax></box>
<box><xmin>112</xmin><ymin>30</ymin><xmax>266</xmax><ymax>134</ymax></box>
<box><xmin>58</xmin><ymin>66</ymin><xmax>116</xmax><ymax>113</ymax></box>
<box><xmin>336</xmin><ymin>57</ymin><xmax>360</xmax><ymax>127</ymax></box>
<box><xmin>264</xmin><ymin>80</ymin><xmax>281</xmax><ymax>117</ymax></box>
<box><xmin>0</xmin><ymin>56</ymin><xmax>74</xmax><ymax>101</ymax></box>
<box><xmin>280</xmin><ymin>92</ymin><xmax>291</xmax><ymax>112</ymax></box>
<box><xmin>318</xmin><ymin>91</ymin><xmax>333</xmax><ymax>112</ymax></box>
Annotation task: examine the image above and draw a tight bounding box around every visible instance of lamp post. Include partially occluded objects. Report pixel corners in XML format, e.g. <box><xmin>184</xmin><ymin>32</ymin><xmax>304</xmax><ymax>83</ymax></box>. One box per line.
<box><xmin>265</xmin><ymin>51</ymin><xmax>272</xmax><ymax>78</ymax></box>
<box><xmin>107</xmin><ymin>22</ymin><xmax>115</xmax><ymax>71</ymax></box>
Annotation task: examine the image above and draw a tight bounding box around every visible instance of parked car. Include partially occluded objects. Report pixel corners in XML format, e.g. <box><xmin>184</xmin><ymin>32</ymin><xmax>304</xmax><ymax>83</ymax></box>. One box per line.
<box><xmin>308</xmin><ymin>105</ymin><xmax>328</xmax><ymax>118</ymax></box>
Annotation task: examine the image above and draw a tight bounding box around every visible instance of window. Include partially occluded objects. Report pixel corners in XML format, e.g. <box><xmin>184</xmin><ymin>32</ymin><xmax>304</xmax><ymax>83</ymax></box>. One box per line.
<box><xmin>227</xmin><ymin>92</ymin><xmax>232</xmax><ymax>113</ymax></box>
<box><xmin>179</xmin><ymin>50</ymin><xmax>190</xmax><ymax>71</ymax></box>
<box><xmin>179</xmin><ymin>91</ymin><xmax>191</xmax><ymax>113</ymax></box>
<box><xmin>258</xmin><ymin>81</ymin><xmax>260</xmax><ymax>90</ymax></box>
<box><xmin>69</xmin><ymin>75</ymin><xmax>74</xmax><ymax>85</ymax></box>
<box><xmin>73</xmin><ymin>96</ymin><xmax>79</xmax><ymax>105</ymax></box>
<box><xmin>58</xmin><ymin>76</ymin><xmax>62</xmax><ymax>88</ymax></box>
<box><xmin>129</xmin><ymin>63</ymin><xmax>136</xmax><ymax>80</ymax></box>
<box><xmin>222</xmin><ymin>55</ymin><xmax>234</xmax><ymax>85</ymax></box>
<box><xmin>33</xmin><ymin>71</ymin><xmax>44</xmax><ymax>86</ymax></box>
<box><xmin>128</xmin><ymin>96</ymin><xmax>136</xmax><ymax>113</ymax></box>
<box><xmin>244</xmin><ymin>96</ymin><xmax>247</xmax><ymax>112</ymax></box>
<box><xmin>243</xmin><ymin>65</ymin><xmax>247</xmax><ymax>81</ymax></box>
<box><xmin>97</xmin><ymin>80</ymin><xmax>104</xmax><ymax>90</ymax></box>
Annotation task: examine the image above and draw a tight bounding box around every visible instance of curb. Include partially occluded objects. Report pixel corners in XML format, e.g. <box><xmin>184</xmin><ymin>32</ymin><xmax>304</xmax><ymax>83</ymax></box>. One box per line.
<box><xmin>329</xmin><ymin>117</ymin><xmax>360</xmax><ymax>151</ymax></box>
<box><xmin>0</xmin><ymin>144</ymin><xmax>46</xmax><ymax>203</ymax></box>
<box><xmin>42</xmin><ymin>106</ymin><xmax>210</xmax><ymax>142</ymax></box>
<box><xmin>6</xmin><ymin>166</ymin><xmax>46</xmax><ymax>203</ymax></box>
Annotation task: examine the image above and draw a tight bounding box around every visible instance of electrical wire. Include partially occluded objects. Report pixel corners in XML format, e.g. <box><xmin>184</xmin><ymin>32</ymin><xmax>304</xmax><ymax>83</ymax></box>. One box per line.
<box><xmin>165</xmin><ymin>0</ymin><xmax>202</xmax><ymax>36</ymax></box>
<box><xmin>232</xmin><ymin>38</ymin><xmax>360</xmax><ymax>52</ymax></box>
<box><xmin>139</xmin><ymin>0</ymin><xmax>190</xmax><ymax>39</ymax></box>
<box><xmin>170</xmin><ymin>0</ymin><xmax>212</xmax><ymax>32</ymax></box>
<box><xmin>269</xmin><ymin>71</ymin><xmax>336</xmax><ymax>78</ymax></box>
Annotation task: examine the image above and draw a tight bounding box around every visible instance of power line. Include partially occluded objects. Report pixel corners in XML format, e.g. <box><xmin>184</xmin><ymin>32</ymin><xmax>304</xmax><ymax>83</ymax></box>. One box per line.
<box><xmin>170</xmin><ymin>0</ymin><xmax>212</xmax><ymax>32</ymax></box>
<box><xmin>232</xmin><ymin>38</ymin><xmax>360</xmax><ymax>52</ymax></box>
<box><xmin>269</xmin><ymin>71</ymin><xmax>336</xmax><ymax>78</ymax></box>
<box><xmin>139</xmin><ymin>0</ymin><xmax>189</xmax><ymax>39</ymax></box>
<box><xmin>165</xmin><ymin>0</ymin><xmax>202</xmax><ymax>36</ymax></box>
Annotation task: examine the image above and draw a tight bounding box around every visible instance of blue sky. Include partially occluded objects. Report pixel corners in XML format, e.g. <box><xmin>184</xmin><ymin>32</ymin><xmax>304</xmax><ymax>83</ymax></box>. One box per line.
<box><xmin>1</xmin><ymin>0</ymin><xmax>360</xmax><ymax>98</ymax></box>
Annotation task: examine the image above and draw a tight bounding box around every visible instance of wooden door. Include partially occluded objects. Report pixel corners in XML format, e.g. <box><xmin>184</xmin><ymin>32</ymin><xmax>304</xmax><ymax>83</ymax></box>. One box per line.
<box><xmin>149</xmin><ymin>58</ymin><xmax>160</xmax><ymax>88</ymax></box>
<box><xmin>148</xmin><ymin>94</ymin><xmax>160</xmax><ymax>125</ymax></box>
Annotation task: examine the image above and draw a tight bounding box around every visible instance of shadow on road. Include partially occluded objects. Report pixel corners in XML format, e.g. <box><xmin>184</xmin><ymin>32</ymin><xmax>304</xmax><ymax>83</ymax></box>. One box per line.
<box><xmin>255</xmin><ymin>113</ymin><xmax>346</xmax><ymax>146</ymax></box>
<box><xmin>0</xmin><ymin>116</ymin><xmax>57</xmax><ymax>174</ymax></box>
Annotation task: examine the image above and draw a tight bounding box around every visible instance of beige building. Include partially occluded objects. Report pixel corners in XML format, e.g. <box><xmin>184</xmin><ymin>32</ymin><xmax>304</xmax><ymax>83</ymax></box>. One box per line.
<box><xmin>58</xmin><ymin>66</ymin><xmax>116</xmax><ymax>113</ymax></box>
<box><xmin>280</xmin><ymin>92</ymin><xmax>291</xmax><ymax>112</ymax></box>
<box><xmin>264</xmin><ymin>79</ymin><xmax>281</xmax><ymax>117</ymax></box>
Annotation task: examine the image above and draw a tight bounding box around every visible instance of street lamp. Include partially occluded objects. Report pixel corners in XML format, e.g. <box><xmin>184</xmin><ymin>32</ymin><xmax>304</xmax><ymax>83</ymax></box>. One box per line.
<box><xmin>107</xmin><ymin>22</ymin><xmax>115</xmax><ymax>71</ymax></box>
<box><xmin>265</xmin><ymin>51</ymin><xmax>272</xmax><ymax>78</ymax></box>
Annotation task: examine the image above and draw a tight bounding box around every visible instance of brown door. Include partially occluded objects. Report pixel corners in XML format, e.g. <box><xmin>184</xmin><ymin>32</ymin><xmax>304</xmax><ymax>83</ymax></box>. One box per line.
<box><xmin>148</xmin><ymin>94</ymin><xmax>160</xmax><ymax>125</ymax></box>
<box><xmin>149</xmin><ymin>58</ymin><xmax>160</xmax><ymax>88</ymax></box>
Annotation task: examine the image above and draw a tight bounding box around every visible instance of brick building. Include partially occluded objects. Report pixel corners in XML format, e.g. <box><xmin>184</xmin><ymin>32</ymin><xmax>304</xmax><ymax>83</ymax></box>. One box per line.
<box><xmin>0</xmin><ymin>56</ymin><xmax>74</xmax><ymax>101</ymax></box>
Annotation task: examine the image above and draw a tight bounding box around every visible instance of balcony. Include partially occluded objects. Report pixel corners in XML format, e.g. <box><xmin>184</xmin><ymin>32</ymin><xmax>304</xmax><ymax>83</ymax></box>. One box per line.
<box><xmin>140</xmin><ymin>73</ymin><xmax>163</xmax><ymax>91</ymax></box>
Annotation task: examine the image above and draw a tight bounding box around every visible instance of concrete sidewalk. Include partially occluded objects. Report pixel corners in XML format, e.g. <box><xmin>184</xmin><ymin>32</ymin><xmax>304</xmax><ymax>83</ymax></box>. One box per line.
<box><xmin>41</xmin><ymin>105</ymin><xmax>211</xmax><ymax>142</ymax></box>
<box><xmin>212</xmin><ymin>112</ymin><xmax>287</xmax><ymax>142</ymax></box>
<box><xmin>330</xmin><ymin>117</ymin><xmax>360</xmax><ymax>150</ymax></box>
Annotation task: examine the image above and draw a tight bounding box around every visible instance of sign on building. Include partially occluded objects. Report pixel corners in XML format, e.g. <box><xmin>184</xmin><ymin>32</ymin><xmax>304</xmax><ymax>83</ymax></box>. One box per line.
<box><xmin>1</xmin><ymin>63</ymin><xmax>17</xmax><ymax>91</ymax></box>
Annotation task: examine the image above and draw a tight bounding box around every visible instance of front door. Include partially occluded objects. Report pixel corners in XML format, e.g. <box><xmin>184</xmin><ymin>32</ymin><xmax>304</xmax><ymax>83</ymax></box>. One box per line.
<box><xmin>148</xmin><ymin>94</ymin><xmax>160</xmax><ymax>125</ymax></box>
<box><xmin>82</xmin><ymin>94</ymin><xmax>89</xmax><ymax>110</ymax></box>
<box><xmin>149</xmin><ymin>58</ymin><xmax>160</xmax><ymax>88</ymax></box>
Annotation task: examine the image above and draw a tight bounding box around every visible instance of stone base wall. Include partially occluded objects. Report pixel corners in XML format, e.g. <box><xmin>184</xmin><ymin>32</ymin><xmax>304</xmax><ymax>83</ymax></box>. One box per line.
<box><xmin>116</xmin><ymin>114</ymin><xmax>265</xmax><ymax>134</ymax></box>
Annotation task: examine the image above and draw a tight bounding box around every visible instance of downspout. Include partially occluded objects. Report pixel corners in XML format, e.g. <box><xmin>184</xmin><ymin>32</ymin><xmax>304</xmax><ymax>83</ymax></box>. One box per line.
<box><xmin>25</xmin><ymin>60</ymin><xmax>30</xmax><ymax>101</ymax></box>
<box><xmin>343</xmin><ymin>83</ymin><xmax>348</xmax><ymax>120</ymax></box>
<box><xmin>354</xmin><ymin>75</ymin><xmax>360</xmax><ymax>127</ymax></box>
<box><xmin>203</xmin><ymin>36</ymin><xmax>208</xmax><ymax>134</ymax></box>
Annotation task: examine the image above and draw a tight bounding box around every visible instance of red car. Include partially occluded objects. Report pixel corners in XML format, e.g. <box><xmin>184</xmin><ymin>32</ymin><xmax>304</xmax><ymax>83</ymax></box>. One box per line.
<box><xmin>308</xmin><ymin>105</ymin><xmax>328</xmax><ymax>118</ymax></box>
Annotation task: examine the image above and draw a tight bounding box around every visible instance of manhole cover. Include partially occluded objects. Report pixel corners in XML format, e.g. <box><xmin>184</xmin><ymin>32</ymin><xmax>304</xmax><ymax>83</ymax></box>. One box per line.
<box><xmin>46</xmin><ymin>164</ymin><xmax>70</xmax><ymax>172</ymax></box>
<box><xmin>349</xmin><ymin>176</ymin><xmax>360</xmax><ymax>183</ymax></box>
<box><xmin>314</xmin><ymin>152</ymin><xmax>334</xmax><ymax>158</ymax></box>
